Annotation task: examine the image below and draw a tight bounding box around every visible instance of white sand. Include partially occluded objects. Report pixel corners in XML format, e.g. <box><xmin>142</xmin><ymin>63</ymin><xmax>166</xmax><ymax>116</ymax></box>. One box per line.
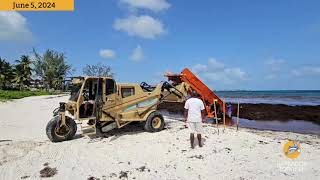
<box><xmin>0</xmin><ymin>95</ymin><xmax>319</xmax><ymax>180</ymax></box>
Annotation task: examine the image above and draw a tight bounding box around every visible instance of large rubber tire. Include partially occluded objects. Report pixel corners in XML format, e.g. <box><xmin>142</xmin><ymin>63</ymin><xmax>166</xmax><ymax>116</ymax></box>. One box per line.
<box><xmin>144</xmin><ymin>112</ymin><xmax>165</xmax><ymax>132</ymax></box>
<box><xmin>46</xmin><ymin>116</ymin><xmax>77</xmax><ymax>142</ymax></box>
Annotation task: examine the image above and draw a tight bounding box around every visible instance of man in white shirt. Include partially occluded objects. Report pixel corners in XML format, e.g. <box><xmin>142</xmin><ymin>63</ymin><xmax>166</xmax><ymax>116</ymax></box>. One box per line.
<box><xmin>184</xmin><ymin>90</ymin><xmax>206</xmax><ymax>149</ymax></box>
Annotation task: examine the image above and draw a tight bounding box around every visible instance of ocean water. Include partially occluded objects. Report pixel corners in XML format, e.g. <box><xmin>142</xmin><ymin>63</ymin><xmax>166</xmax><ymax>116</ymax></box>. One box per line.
<box><xmin>215</xmin><ymin>90</ymin><xmax>320</xmax><ymax>106</ymax></box>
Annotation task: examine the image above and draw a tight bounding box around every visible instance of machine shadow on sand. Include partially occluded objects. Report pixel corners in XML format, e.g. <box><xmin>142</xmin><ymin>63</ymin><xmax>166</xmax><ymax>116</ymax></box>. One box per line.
<box><xmin>84</xmin><ymin>122</ymin><xmax>147</xmax><ymax>141</ymax></box>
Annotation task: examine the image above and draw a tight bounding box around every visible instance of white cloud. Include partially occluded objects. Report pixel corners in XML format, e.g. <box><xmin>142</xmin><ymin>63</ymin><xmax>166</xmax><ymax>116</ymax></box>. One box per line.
<box><xmin>113</xmin><ymin>15</ymin><xmax>165</xmax><ymax>39</ymax></box>
<box><xmin>193</xmin><ymin>64</ymin><xmax>207</xmax><ymax>73</ymax></box>
<box><xmin>192</xmin><ymin>58</ymin><xmax>248</xmax><ymax>84</ymax></box>
<box><xmin>121</xmin><ymin>0</ymin><xmax>170</xmax><ymax>12</ymax></box>
<box><xmin>99</xmin><ymin>49</ymin><xmax>116</xmax><ymax>59</ymax></box>
<box><xmin>130</xmin><ymin>45</ymin><xmax>144</xmax><ymax>62</ymax></box>
<box><xmin>0</xmin><ymin>11</ymin><xmax>32</xmax><ymax>41</ymax></box>
<box><xmin>193</xmin><ymin>58</ymin><xmax>225</xmax><ymax>72</ymax></box>
<box><xmin>208</xmin><ymin>58</ymin><xmax>225</xmax><ymax>70</ymax></box>
<box><xmin>291</xmin><ymin>66</ymin><xmax>320</xmax><ymax>77</ymax></box>
<box><xmin>265</xmin><ymin>58</ymin><xmax>286</xmax><ymax>71</ymax></box>
<box><xmin>265</xmin><ymin>74</ymin><xmax>277</xmax><ymax>80</ymax></box>
<box><xmin>264</xmin><ymin>58</ymin><xmax>286</xmax><ymax>79</ymax></box>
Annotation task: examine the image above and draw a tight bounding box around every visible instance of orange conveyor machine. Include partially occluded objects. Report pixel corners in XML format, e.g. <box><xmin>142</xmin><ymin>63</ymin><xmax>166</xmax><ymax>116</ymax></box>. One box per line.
<box><xmin>166</xmin><ymin>68</ymin><xmax>227</xmax><ymax>119</ymax></box>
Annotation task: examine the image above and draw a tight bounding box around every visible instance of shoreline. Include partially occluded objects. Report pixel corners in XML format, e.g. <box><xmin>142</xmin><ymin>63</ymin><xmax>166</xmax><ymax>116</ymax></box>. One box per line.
<box><xmin>233</xmin><ymin>123</ymin><xmax>320</xmax><ymax>136</ymax></box>
<box><xmin>159</xmin><ymin>102</ymin><xmax>320</xmax><ymax>135</ymax></box>
<box><xmin>158</xmin><ymin>102</ymin><xmax>320</xmax><ymax>123</ymax></box>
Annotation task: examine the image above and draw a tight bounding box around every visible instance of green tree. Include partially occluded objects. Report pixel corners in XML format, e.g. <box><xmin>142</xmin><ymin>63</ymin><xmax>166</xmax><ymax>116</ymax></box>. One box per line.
<box><xmin>14</xmin><ymin>55</ymin><xmax>33</xmax><ymax>90</ymax></box>
<box><xmin>0</xmin><ymin>57</ymin><xmax>15</xmax><ymax>89</ymax></box>
<box><xmin>83</xmin><ymin>63</ymin><xmax>113</xmax><ymax>77</ymax></box>
<box><xmin>33</xmin><ymin>49</ymin><xmax>72</xmax><ymax>90</ymax></box>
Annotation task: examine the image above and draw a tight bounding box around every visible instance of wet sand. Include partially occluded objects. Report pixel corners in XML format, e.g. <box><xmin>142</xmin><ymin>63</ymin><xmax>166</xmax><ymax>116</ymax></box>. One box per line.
<box><xmin>231</xmin><ymin>118</ymin><xmax>320</xmax><ymax>135</ymax></box>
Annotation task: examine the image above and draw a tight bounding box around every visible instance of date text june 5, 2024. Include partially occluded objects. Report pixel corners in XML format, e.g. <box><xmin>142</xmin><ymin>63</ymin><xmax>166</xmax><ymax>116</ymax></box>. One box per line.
<box><xmin>12</xmin><ymin>1</ymin><xmax>56</xmax><ymax>10</ymax></box>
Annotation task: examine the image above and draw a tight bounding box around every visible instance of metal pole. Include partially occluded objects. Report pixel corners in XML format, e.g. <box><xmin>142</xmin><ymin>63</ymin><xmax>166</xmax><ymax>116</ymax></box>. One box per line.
<box><xmin>223</xmin><ymin>101</ymin><xmax>226</xmax><ymax>130</ymax></box>
<box><xmin>237</xmin><ymin>101</ymin><xmax>240</xmax><ymax>131</ymax></box>
<box><xmin>213</xmin><ymin>99</ymin><xmax>219</xmax><ymax>134</ymax></box>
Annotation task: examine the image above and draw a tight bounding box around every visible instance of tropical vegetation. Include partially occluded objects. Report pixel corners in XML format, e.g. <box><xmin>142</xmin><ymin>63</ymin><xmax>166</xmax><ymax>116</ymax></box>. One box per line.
<box><xmin>0</xmin><ymin>49</ymin><xmax>113</xmax><ymax>100</ymax></box>
<box><xmin>0</xmin><ymin>49</ymin><xmax>71</xmax><ymax>100</ymax></box>
<box><xmin>0</xmin><ymin>89</ymin><xmax>54</xmax><ymax>101</ymax></box>
<box><xmin>33</xmin><ymin>49</ymin><xmax>72</xmax><ymax>90</ymax></box>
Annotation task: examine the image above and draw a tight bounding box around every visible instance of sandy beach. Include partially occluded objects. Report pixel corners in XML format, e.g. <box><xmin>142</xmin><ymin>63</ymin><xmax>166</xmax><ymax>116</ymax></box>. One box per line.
<box><xmin>0</xmin><ymin>95</ymin><xmax>319</xmax><ymax>180</ymax></box>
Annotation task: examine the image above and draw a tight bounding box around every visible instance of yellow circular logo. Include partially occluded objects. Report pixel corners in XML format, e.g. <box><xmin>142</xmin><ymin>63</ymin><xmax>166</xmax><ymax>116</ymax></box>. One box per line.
<box><xmin>283</xmin><ymin>140</ymin><xmax>301</xmax><ymax>159</ymax></box>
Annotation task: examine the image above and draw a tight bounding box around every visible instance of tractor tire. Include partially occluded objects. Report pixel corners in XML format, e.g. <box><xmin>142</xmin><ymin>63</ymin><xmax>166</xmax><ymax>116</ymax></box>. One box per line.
<box><xmin>144</xmin><ymin>112</ymin><xmax>165</xmax><ymax>132</ymax></box>
<box><xmin>46</xmin><ymin>116</ymin><xmax>77</xmax><ymax>142</ymax></box>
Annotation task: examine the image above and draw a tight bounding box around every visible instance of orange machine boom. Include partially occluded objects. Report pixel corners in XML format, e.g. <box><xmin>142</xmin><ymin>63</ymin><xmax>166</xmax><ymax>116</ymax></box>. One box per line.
<box><xmin>166</xmin><ymin>68</ymin><xmax>226</xmax><ymax>118</ymax></box>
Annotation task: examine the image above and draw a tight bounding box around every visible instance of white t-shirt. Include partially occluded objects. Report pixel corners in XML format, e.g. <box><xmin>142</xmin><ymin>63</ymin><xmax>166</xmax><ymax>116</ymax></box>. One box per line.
<box><xmin>184</xmin><ymin>97</ymin><xmax>205</xmax><ymax>122</ymax></box>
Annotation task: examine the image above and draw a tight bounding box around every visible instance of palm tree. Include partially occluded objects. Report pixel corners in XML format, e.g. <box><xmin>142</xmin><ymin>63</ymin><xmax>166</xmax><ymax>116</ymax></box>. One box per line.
<box><xmin>14</xmin><ymin>55</ymin><xmax>33</xmax><ymax>90</ymax></box>
<box><xmin>0</xmin><ymin>58</ymin><xmax>6</xmax><ymax>89</ymax></box>
<box><xmin>0</xmin><ymin>57</ymin><xmax>15</xmax><ymax>89</ymax></box>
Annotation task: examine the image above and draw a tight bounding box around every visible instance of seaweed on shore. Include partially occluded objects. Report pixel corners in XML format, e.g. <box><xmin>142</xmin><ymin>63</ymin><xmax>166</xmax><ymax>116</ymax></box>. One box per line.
<box><xmin>158</xmin><ymin>102</ymin><xmax>320</xmax><ymax>124</ymax></box>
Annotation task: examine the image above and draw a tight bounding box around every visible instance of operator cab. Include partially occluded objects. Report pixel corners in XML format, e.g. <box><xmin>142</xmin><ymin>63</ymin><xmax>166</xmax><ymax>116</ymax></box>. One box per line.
<box><xmin>79</xmin><ymin>79</ymin><xmax>99</xmax><ymax>118</ymax></box>
<box><xmin>78</xmin><ymin>77</ymin><xmax>116</xmax><ymax>118</ymax></box>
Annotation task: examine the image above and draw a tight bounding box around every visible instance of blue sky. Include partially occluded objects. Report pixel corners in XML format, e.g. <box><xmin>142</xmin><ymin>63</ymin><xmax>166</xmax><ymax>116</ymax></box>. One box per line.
<box><xmin>1</xmin><ymin>0</ymin><xmax>320</xmax><ymax>90</ymax></box>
